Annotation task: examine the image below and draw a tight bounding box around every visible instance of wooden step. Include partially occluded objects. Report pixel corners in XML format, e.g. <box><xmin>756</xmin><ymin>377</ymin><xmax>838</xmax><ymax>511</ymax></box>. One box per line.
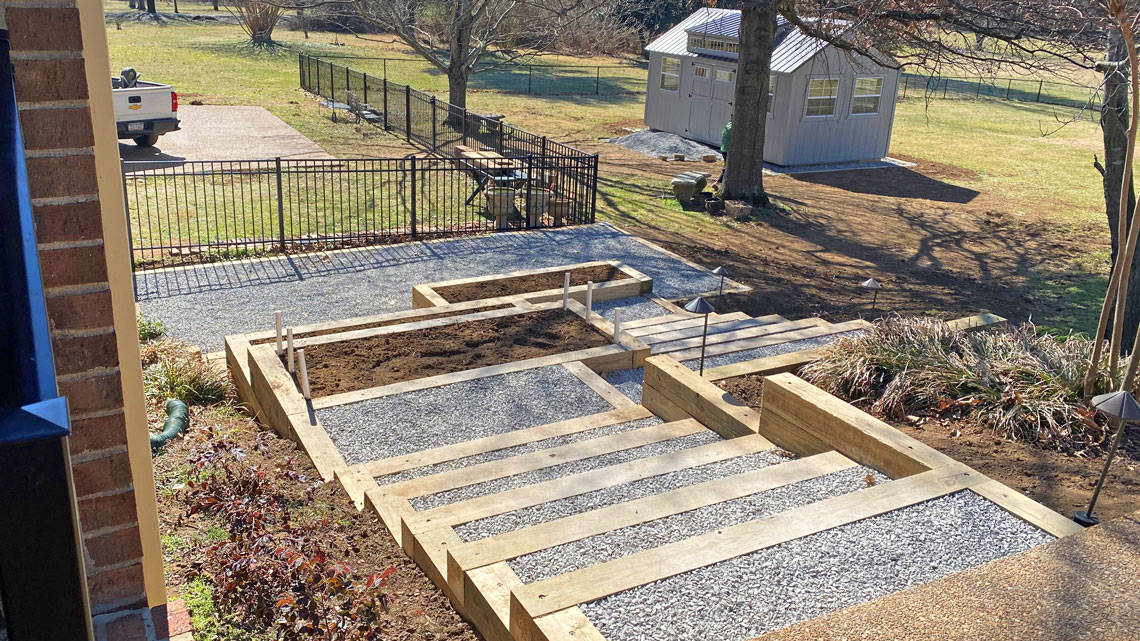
<box><xmin>651</xmin><ymin>318</ymin><xmax>829</xmax><ymax>355</ymax></box>
<box><xmin>637</xmin><ymin>315</ymin><xmax>788</xmax><ymax>345</ymax></box>
<box><xmin>668</xmin><ymin>319</ymin><xmax>868</xmax><ymax>362</ymax></box>
<box><xmin>509</xmin><ymin>465</ymin><xmax>981</xmax><ymax>640</ymax></box>
<box><xmin>626</xmin><ymin>312</ymin><xmax>751</xmax><ymax>337</ymax></box>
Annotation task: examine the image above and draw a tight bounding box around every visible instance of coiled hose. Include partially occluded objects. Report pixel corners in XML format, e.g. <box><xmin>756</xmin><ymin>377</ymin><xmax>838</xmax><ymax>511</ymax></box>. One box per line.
<box><xmin>150</xmin><ymin>398</ymin><xmax>189</xmax><ymax>450</ymax></box>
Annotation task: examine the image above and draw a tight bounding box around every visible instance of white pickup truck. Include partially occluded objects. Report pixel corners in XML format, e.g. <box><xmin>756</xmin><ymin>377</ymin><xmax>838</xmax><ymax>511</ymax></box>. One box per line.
<box><xmin>112</xmin><ymin>68</ymin><xmax>180</xmax><ymax>147</ymax></box>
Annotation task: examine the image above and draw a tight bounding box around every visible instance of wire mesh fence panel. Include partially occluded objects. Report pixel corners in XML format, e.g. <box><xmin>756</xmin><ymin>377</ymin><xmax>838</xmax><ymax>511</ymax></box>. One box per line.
<box><xmin>898</xmin><ymin>73</ymin><xmax>1101</xmax><ymax>112</ymax></box>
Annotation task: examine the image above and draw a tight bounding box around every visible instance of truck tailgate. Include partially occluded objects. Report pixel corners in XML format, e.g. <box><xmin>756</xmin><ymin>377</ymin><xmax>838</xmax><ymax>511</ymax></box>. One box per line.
<box><xmin>112</xmin><ymin>84</ymin><xmax>172</xmax><ymax>123</ymax></box>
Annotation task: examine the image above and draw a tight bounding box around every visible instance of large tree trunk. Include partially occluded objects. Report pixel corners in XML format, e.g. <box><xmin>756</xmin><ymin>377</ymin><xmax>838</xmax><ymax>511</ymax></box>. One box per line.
<box><xmin>1101</xmin><ymin>29</ymin><xmax>1140</xmax><ymax>353</ymax></box>
<box><xmin>447</xmin><ymin>67</ymin><xmax>469</xmax><ymax>111</ymax></box>
<box><xmin>144</xmin><ymin>0</ymin><xmax>156</xmax><ymax>13</ymax></box>
<box><xmin>722</xmin><ymin>0</ymin><xmax>778</xmax><ymax>207</ymax></box>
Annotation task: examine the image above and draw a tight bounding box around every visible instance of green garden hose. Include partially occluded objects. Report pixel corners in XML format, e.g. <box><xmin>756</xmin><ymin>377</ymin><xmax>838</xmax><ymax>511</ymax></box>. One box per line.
<box><xmin>150</xmin><ymin>398</ymin><xmax>189</xmax><ymax>450</ymax></box>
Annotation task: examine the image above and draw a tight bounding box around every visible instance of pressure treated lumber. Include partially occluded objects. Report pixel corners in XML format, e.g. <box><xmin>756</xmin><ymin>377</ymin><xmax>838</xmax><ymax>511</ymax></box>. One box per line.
<box><xmin>642</xmin><ymin>355</ymin><xmax>759</xmax><ymax>438</ymax></box>
<box><xmin>666</xmin><ymin>319</ymin><xmax>870</xmax><ymax>362</ymax></box>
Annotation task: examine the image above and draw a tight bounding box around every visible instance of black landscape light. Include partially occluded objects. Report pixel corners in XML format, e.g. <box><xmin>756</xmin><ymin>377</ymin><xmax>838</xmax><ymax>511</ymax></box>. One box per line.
<box><xmin>712</xmin><ymin>266</ymin><xmax>726</xmax><ymax>296</ymax></box>
<box><xmin>1074</xmin><ymin>390</ymin><xmax>1140</xmax><ymax>527</ymax></box>
<box><xmin>684</xmin><ymin>296</ymin><xmax>717</xmax><ymax>376</ymax></box>
<box><xmin>860</xmin><ymin>277</ymin><xmax>883</xmax><ymax>315</ymax></box>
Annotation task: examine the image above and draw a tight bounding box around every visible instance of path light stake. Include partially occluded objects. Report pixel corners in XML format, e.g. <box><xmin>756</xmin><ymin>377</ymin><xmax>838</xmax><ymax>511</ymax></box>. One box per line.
<box><xmin>860</xmin><ymin>278</ymin><xmax>883</xmax><ymax>316</ymax></box>
<box><xmin>712</xmin><ymin>266</ymin><xmax>726</xmax><ymax>296</ymax></box>
<box><xmin>1074</xmin><ymin>390</ymin><xmax>1140</xmax><ymax>527</ymax></box>
<box><xmin>684</xmin><ymin>296</ymin><xmax>717</xmax><ymax>376</ymax></box>
<box><xmin>275</xmin><ymin>310</ymin><xmax>284</xmax><ymax>355</ymax></box>
<box><xmin>297</xmin><ymin>348</ymin><xmax>312</xmax><ymax>400</ymax></box>
<box><xmin>612</xmin><ymin>309</ymin><xmax>621</xmax><ymax>344</ymax></box>
<box><xmin>586</xmin><ymin>281</ymin><xmax>594</xmax><ymax>318</ymax></box>
<box><xmin>287</xmin><ymin>328</ymin><xmax>295</xmax><ymax>374</ymax></box>
<box><xmin>563</xmin><ymin>272</ymin><xmax>571</xmax><ymax>310</ymax></box>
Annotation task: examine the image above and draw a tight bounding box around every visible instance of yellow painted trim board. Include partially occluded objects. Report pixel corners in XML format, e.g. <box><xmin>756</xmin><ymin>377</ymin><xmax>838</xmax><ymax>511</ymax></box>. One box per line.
<box><xmin>79</xmin><ymin>0</ymin><xmax>165</xmax><ymax>609</ymax></box>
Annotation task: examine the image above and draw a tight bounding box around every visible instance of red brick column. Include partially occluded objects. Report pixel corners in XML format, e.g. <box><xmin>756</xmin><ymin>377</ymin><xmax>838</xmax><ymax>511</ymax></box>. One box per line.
<box><xmin>6</xmin><ymin>3</ymin><xmax>156</xmax><ymax>638</ymax></box>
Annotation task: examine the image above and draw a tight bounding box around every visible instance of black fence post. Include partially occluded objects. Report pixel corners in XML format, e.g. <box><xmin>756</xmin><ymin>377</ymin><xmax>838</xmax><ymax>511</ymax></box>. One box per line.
<box><xmin>405</xmin><ymin>85</ymin><xmax>412</xmax><ymax>142</ymax></box>
<box><xmin>1005</xmin><ymin>78</ymin><xmax>1012</xmax><ymax>100</ymax></box>
<box><xmin>589</xmin><ymin>154</ymin><xmax>599</xmax><ymax>224</ymax></box>
<box><xmin>497</xmin><ymin>119</ymin><xmax>504</xmax><ymax>154</ymax></box>
<box><xmin>346</xmin><ymin>65</ymin><xmax>351</xmax><ymax>99</ymax></box>
<box><xmin>363</xmin><ymin>72</ymin><xmax>368</xmax><ymax>105</ymax></box>
<box><xmin>596</xmin><ymin>67</ymin><xmax>601</xmax><ymax>95</ymax></box>
<box><xmin>528</xmin><ymin>66</ymin><xmax>533</xmax><ymax>95</ymax></box>
<box><xmin>525</xmin><ymin>155</ymin><xmax>534</xmax><ymax>228</ymax></box>
<box><xmin>316</xmin><ymin>59</ymin><xmax>321</xmax><ymax>97</ymax></box>
<box><xmin>275</xmin><ymin>157</ymin><xmax>286</xmax><ymax>251</ymax></box>
<box><xmin>409</xmin><ymin>156</ymin><xmax>417</xmax><ymax>237</ymax></box>
<box><xmin>384</xmin><ymin>59</ymin><xmax>388</xmax><ymax>84</ymax></box>
<box><xmin>298</xmin><ymin>54</ymin><xmax>303</xmax><ymax>90</ymax></box>
<box><xmin>461</xmin><ymin>107</ymin><xmax>468</xmax><ymax>146</ymax></box>
<box><xmin>1036</xmin><ymin>79</ymin><xmax>1044</xmax><ymax>103</ymax></box>
<box><xmin>430</xmin><ymin>96</ymin><xmax>438</xmax><ymax>152</ymax></box>
<box><xmin>383</xmin><ymin>79</ymin><xmax>389</xmax><ymax>130</ymax></box>
<box><xmin>329</xmin><ymin>61</ymin><xmax>335</xmax><ymax>100</ymax></box>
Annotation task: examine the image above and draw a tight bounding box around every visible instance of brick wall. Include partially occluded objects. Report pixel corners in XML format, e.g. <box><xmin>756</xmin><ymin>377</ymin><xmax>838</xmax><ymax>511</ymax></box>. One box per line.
<box><xmin>6</xmin><ymin>3</ymin><xmax>156</xmax><ymax>638</ymax></box>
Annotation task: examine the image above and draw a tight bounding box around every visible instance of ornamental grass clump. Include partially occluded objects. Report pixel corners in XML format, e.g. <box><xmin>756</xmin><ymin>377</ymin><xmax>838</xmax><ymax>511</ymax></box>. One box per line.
<box><xmin>801</xmin><ymin>317</ymin><xmax>1111</xmax><ymax>449</ymax></box>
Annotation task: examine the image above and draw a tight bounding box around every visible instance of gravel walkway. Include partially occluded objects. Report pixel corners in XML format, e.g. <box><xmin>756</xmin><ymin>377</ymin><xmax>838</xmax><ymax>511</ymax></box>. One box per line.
<box><xmin>510</xmin><ymin>466</ymin><xmax>887</xmax><ymax>583</ymax></box>
<box><xmin>136</xmin><ymin>224</ymin><xmax>723</xmax><ymax>351</ymax></box>
<box><xmin>580</xmin><ymin>491</ymin><xmax>1054</xmax><ymax>641</ymax></box>
<box><xmin>411</xmin><ymin>430</ymin><xmax>724</xmax><ymax>510</ymax></box>
<box><xmin>591</xmin><ymin>296</ymin><xmax>673</xmax><ymax>325</ymax></box>
<box><xmin>375</xmin><ymin>417</ymin><xmax>662</xmax><ymax>486</ymax></box>
<box><xmin>316</xmin><ymin>365</ymin><xmax>613</xmax><ymax>466</ymax></box>
<box><xmin>681</xmin><ymin>332</ymin><xmax>862</xmax><ymax>371</ymax></box>
<box><xmin>602</xmin><ymin>368</ymin><xmax>645</xmax><ymax>404</ymax></box>
<box><xmin>454</xmin><ymin>449</ymin><xmax>785</xmax><ymax>541</ymax></box>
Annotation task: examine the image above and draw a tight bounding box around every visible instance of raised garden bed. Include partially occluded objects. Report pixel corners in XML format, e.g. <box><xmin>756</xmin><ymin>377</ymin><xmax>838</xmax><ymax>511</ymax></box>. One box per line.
<box><xmin>296</xmin><ymin>308</ymin><xmax>610</xmax><ymax>397</ymax></box>
<box><xmin>412</xmin><ymin>260</ymin><xmax>652</xmax><ymax>309</ymax></box>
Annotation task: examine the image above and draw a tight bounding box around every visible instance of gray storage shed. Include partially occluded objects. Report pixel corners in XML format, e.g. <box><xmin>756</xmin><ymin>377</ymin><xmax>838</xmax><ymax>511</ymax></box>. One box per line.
<box><xmin>644</xmin><ymin>9</ymin><xmax>900</xmax><ymax>166</ymax></box>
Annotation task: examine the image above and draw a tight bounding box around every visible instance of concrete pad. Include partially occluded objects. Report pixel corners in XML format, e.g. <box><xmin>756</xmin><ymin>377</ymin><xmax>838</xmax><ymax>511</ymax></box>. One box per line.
<box><xmin>759</xmin><ymin>511</ymin><xmax>1140</xmax><ymax>641</ymax></box>
<box><xmin>120</xmin><ymin>105</ymin><xmax>333</xmax><ymax>164</ymax></box>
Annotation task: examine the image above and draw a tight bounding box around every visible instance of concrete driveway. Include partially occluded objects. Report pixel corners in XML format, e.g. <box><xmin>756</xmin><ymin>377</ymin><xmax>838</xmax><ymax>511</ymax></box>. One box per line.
<box><xmin>119</xmin><ymin>105</ymin><xmax>333</xmax><ymax>164</ymax></box>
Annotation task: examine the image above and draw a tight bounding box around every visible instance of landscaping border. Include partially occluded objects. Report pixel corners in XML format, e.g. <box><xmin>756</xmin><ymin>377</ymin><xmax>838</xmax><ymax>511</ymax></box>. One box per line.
<box><xmin>411</xmin><ymin>260</ymin><xmax>652</xmax><ymax>309</ymax></box>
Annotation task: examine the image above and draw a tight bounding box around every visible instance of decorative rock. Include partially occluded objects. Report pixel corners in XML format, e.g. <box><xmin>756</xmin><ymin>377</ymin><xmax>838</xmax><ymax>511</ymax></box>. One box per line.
<box><xmin>725</xmin><ymin>200</ymin><xmax>752</xmax><ymax>220</ymax></box>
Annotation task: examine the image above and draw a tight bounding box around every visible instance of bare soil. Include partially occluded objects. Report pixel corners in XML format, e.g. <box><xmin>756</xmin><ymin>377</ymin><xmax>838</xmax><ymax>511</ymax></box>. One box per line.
<box><xmin>250</xmin><ymin>303</ymin><xmax>511</xmax><ymax>344</ymax></box>
<box><xmin>718</xmin><ymin>373</ymin><xmax>1140</xmax><ymax>522</ymax></box>
<box><xmin>435</xmin><ymin>264</ymin><xmax>628</xmax><ymax>303</ymax></box>
<box><xmin>591</xmin><ymin>143</ymin><xmax>1104</xmax><ymax>329</ymax></box>
<box><xmin>153</xmin><ymin>410</ymin><xmax>479</xmax><ymax>641</ymax></box>
<box><xmin>300</xmin><ymin>309</ymin><xmax>609</xmax><ymax>396</ymax></box>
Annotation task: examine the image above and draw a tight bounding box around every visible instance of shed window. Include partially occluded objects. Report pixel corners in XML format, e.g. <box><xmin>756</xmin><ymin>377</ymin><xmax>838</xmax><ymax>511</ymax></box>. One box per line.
<box><xmin>714</xmin><ymin>68</ymin><xmax>734</xmax><ymax>83</ymax></box>
<box><xmin>705</xmin><ymin>38</ymin><xmax>739</xmax><ymax>54</ymax></box>
<box><xmin>660</xmin><ymin>57</ymin><xmax>680</xmax><ymax>91</ymax></box>
<box><xmin>851</xmin><ymin>77</ymin><xmax>884</xmax><ymax>115</ymax></box>
<box><xmin>806</xmin><ymin>78</ymin><xmax>839</xmax><ymax>117</ymax></box>
<box><xmin>694</xmin><ymin>65</ymin><xmax>709</xmax><ymax>79</ymax></box>
<box><xmin>688</xmin><ymin>35</ymin><xmax>705</xmax><ymax>50</ymax></box>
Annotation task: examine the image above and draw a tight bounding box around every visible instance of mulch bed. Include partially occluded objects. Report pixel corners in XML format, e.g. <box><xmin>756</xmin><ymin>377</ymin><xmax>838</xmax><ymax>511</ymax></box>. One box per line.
<box><xmin>251</xmin><ymin>304</ymin><xmax>512</xmax><ymax>344</ymax></box>
<box><xmin>153</xmin><ymin>409</ymin><xmax>479</xmax><ymax>641</ymax></box>
<box><xmin>717</xmin><ymin>373</ymin><xmax>1140</xmax><ymax>522</ymax></box>
<box><xmin>434</xmin><ymin>264</ymin><xmax>629</xmax><ymax>303</ymax></box>
<box><xmin>298</xmin><ymin>309</ymin><xmax>609</xmax><ymax>396</ymax></box>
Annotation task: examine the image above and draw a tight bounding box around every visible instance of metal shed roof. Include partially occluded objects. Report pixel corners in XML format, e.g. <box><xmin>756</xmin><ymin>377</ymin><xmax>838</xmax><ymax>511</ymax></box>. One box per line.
<box><xmin>646</xmin><ymin>9</ymin><xmax>878</xmax><ymax>74</ymax></box>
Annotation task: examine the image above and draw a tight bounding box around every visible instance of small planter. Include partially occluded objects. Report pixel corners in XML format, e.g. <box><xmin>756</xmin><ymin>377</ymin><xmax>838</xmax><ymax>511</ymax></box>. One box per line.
<box><xmin>549</xmin><ymin>198</ymin><xmax>572</xmax><ymax>226</ymax></box>
<box><xmin>705</xmin><ymin>197</ymin><xmax>724</xmax><ymax>215</ymax></box>
<box><xmin>485</xmin><ymin>187</ymin><xmax>515</xmax><ymax>230</ymax></box>
<box><xmin>523</xmin><ymin>188</ymin><xmax>553</xmax><ymax>227</ymax></box>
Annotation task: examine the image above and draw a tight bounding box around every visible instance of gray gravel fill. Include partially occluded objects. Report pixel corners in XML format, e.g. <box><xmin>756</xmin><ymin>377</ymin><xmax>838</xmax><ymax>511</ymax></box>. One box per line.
<box><xmin>608</xmin><ymin>130</ymin><xmax>722</xmax><ymax>162</ymax></box>
<box><xmin>455</xmin><ymin>449</ymin><xmax>785</xmax><ymax>541</ymax></box>
<box><xmin>136</xmin><ymin>224</ymin><xmax>724</xmax><ymax>351</ymax></box>
<box><xmin>375</xmin><ymin>417</ymin><xmax>662</xmax><ymax>486</ymax></box>
<box><xmin>509</xmin><ymin>466</ymin><xmax>887</xmax><ymax>583</ymax></box>
<box><xmin>580</xmin><ymin>490</ymin><xmax>1053</xmax><ymax>641</ymax></box>
<box><xmin>602</xmin><ymin>368</ymin><xmax>644</xmax><ymax>403</ymax></box>
<box><xmin>316</xmin><ymin>364</ymin><xmax>613</xmax><ymax>466</ymax></box>
<box><xmin>411</xmin><ymin>429</ymin><xmax>724</xmax><ymax>510</ymax></box>
<box><xmin>591</xmin><ymin>296</ymin><xmax>672</xmax><ymax>325</ymax></box>
<box><xmin>682</xmin><ymin>332</ymin><xmax>862</xmax><ymax>371</ymax></box>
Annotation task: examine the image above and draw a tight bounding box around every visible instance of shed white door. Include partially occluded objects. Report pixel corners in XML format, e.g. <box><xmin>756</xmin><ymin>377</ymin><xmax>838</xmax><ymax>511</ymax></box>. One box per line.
<box><xmin>686</xmin><ymin>64</ymin><xmax>734</xmax><ymax>144</ymax></box>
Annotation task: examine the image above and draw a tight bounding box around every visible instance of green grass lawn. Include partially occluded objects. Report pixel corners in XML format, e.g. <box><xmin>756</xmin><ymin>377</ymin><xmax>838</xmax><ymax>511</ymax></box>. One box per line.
<box><xmin>107</xmin><ymin>17</ymin><xmax>1112</xmax><ymax>332</ymax></box>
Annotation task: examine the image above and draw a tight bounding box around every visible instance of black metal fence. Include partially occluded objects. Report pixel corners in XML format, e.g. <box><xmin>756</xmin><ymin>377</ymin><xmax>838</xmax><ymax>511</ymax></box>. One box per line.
<box><xmin>298</xmin><ymin>53</ymin><xmax>593</xmax><ymax>159</ymax></box>
<box><xmin>124</xmin><ymin>155</ymin><xmax>598</xmax><ymax>269</ymax></box>
<box><xmin>899</xmin><ymin>73</ymin><xmax>1100</xmax><ymax>111</ymax></box>
<box><xmin>122</xmin><ymin>57</ymin><xmax>599</xmax><ymax>270</ymax></box>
